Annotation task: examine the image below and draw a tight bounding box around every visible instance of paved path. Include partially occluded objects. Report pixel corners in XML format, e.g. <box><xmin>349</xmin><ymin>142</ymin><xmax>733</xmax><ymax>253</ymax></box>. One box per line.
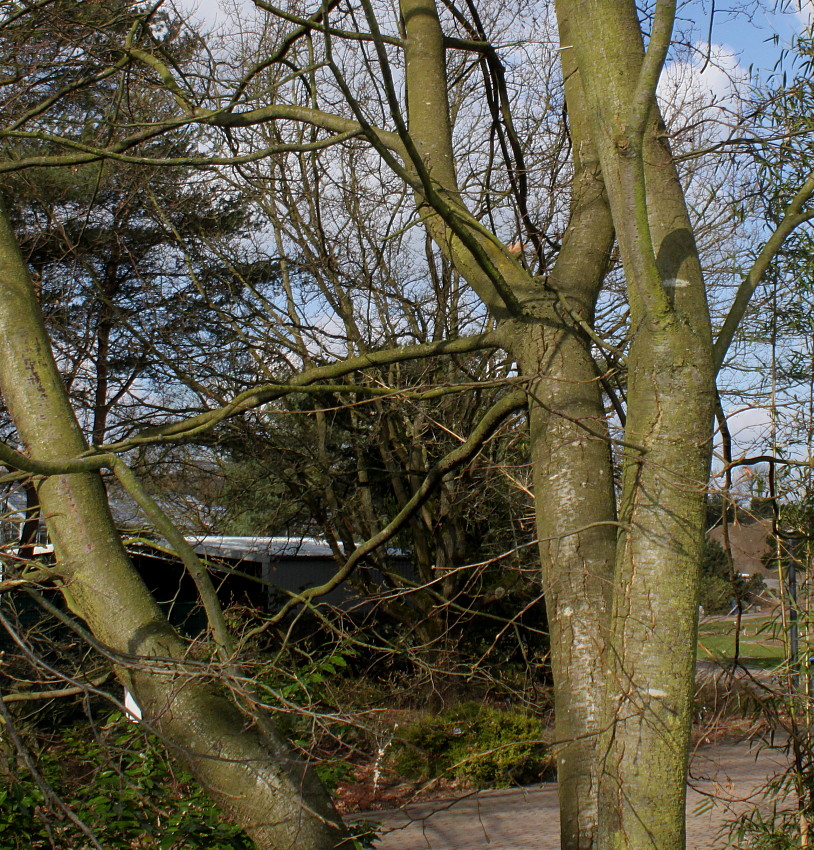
<box><xmin>351</xmin><ymin>742</ymin><xmax>788</xmax><ymax>849</ymax></box>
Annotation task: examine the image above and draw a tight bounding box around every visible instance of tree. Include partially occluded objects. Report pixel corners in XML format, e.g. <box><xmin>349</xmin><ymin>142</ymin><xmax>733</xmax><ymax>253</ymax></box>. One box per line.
<box><xmin>0</xmin><ymin>2</ymin><xmax>812</xmax><ymax>850</ymax></box>
<box><xmin>3</xmin><ymin>158</ymin><xmax>256</xmax><ymax>444</ymax></box>
<box><xmin>0</xmin><ymin>3</ymin><xmax>353</xmax><ymax>847</ymax></box>
<box><xmin>0</xmin><ymin>7</ymin><xmax>264</xmax><ymax>447</ymax></box>
<box><xmin>202</xmin><ymin>110</ymin><xmax>537</xmax><ymax>697</ymax></box>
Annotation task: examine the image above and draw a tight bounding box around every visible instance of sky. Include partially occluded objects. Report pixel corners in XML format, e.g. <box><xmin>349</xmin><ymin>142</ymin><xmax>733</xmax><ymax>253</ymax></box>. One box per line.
<box><xmin>174</xmin><ymin>0</ymin><xmax>811</xmax><ymax>461</ymax></box>
<box><xmin>176</xmin><ymin>0</ymin><xmax>813</xmax><ymax>123</ymax></box>
<box><xmin>178</xmin><ymin>0</ymin><xmax>253</xmax><ymax>30</ymax></box>
<box><xmin>180</xmin><ymin>0</ymin><xmax>810</xmax><ymax>58</ymax></box>
<box><xmin>177</xmin><ymin>0</ymin><xmax>811</xmax><ymax>103</ymax></box>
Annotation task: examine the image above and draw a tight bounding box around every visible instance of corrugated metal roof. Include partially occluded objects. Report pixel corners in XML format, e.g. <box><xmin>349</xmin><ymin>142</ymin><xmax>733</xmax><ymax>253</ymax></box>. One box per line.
<box><xmin>185</xmin><ymin>535</ymin><xmax>337</xmax><ymax>561</ymax></box>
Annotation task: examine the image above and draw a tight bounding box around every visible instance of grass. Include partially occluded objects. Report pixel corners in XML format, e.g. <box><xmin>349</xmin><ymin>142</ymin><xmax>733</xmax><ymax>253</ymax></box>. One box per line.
<box><xmin>697</xmin><ymin>616</ymin><xmax>789</xmax><ymax>669</ymax></box>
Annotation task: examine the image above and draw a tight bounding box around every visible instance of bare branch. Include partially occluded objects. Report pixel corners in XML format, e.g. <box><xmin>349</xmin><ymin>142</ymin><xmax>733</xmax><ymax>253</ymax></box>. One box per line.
<box><xmin>268</xmin><ymin>389</ymin><xmax>527</xmax><ymax>622</ymax></box>
<box><xmin>713</xmin><ymin>170</ymin><xmax>814</xmax><ymax>372</ymax></box>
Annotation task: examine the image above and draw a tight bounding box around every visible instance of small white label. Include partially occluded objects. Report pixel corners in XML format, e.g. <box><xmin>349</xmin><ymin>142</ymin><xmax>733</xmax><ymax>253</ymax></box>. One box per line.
<box><xmin>124</xmin><ymin>688</ymin><xmax>142</xmax><ymax>722</ymax></box>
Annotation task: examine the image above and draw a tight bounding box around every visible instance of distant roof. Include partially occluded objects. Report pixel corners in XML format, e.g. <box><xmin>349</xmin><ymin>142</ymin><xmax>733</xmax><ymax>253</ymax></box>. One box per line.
<box><xmin>707</xmin><ymin>519</ymin><xmax>772</xmax><ymax>576</ymax></box>
<box><xmin>185</xmin><ymin>535</ymin><xmax>337</xmax><ymax>561</ymax></box>
<box><xmin>1</xmin><ymin>489</ymin><xmax>28</xmax><ymax>516</ymax></box>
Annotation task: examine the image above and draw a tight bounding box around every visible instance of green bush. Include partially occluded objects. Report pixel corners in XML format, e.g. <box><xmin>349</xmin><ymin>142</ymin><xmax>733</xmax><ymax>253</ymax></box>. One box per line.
<box><xmin>0</xmin><ymin>713</ymin><xmax>253</xmax><ymax>849</ymax></box>
<box><xmin>390</xmin><ymin>701</ymin><xmax>549</xmax><ymax>787</ymax></box>
<box><xmin>699</xmin><ymin>570</ymin><xmax>733</xmax><ymax>614</ymax></box>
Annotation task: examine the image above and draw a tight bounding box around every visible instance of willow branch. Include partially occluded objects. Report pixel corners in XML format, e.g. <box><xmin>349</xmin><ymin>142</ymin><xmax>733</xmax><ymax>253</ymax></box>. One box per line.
<box><xmin>0</xmin><ymin>104</ymin><xmax>402</xmax><ymax>174</ymax></box>
<box><xmin>128</xmin><ymin>47</ymin><xmax>194</xmax><ymax>111</ymax></box>
<box><xmin>229</xmin><ymin>0</ymin><xmax>346</xmax><ymax>106</ymax></box>
<box><xmin>252</xmin><ymin>0</ymin><xmax>402</xmax><ymax>46</ymax></box>
<box><xmin>713</xmin><ymin>170</ymin><xmax>814</xmax><ymax>372</ymax></box>
<box><xmin>4</xmin><ymin>129</ymin><xmax>363</xmax><ymax>168</ymax></box>
<box><xmin>0</xmin><ymin>444</ymin><xmax>233</xmax><ymax>658</ymax></box>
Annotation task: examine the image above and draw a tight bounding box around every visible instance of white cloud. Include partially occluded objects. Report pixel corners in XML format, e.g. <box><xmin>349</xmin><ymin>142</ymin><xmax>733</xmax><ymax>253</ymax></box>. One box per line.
<box><xmin>726</xmin><ymin>404</ymin><xmax>773</xmax><ymax>450</ymax></box>
<box><xmin>176</xmin><ymin>0</ymin><xmax>256</xmax><ymax>31</ymax></box>
<box><xmin>795</xmin><ymin>0</ymin><xmax>813</xmax><ymax>29</ymax></box>
<box><xmin>660</xmin><ymin>41</ymin><xmax>750</xmax><ymax>109</ymax></box>
<box><xmin>658</xmin><ymin>42</ymin><xmax>751</xmax><ymax>145</ymax></box>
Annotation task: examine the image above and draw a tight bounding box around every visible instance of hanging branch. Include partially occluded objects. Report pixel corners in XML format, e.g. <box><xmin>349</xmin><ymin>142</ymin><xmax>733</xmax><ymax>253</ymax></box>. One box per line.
<box><xmin>713</xmin><ymin>171</ymin><xmax>814</xmax><ymax>372</ymax></box>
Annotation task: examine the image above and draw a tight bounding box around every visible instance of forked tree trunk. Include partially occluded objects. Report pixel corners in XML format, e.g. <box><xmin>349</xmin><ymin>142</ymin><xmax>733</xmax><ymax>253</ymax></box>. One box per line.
<box><xmin>401</xmin><ymin>1</ymin><xmax>717</xmax><ymax>846</ymax></box>
<box><xmin>399</xmin><ymin>1</ymin><xmax>621</xmax><ymax>843</ymax></box>
<box><xmin>0</xmin><ymin>197</ymin><xmax>351</xmax><ymax>850</ymax></box>
<box><xmin>558</xmin><ymin>0</ymin><xmax>717</xmax><ymax>846</ymax></box>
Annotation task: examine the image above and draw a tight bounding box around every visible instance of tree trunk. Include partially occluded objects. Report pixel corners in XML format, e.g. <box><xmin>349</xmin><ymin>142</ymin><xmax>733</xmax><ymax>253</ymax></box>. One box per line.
<box><xmin>17</xmin><ymin>478</ymin><xmax>40</xmax><ymax>561</ymax></box>
<box><xmin>0</xmin><ymin>196</ymin><xmax>351</xmax><ymax>849</ymax></box>
<box><xmin>399</xmin><ymin>1</ymin><xmax>620</xmax><ymax>842</ymax></box>
<box><xmin>557</xmin><ymin>0</ymin><xmax>717</xmax><ymax>845</ymax></box>
<box><xmin>517</xmin><ymin>330</ymin><xmax>617</xmax><ymax>850</ymax></box>
<box><xmin>598</xmin><ymin>325</ymin><xmax>713</xmax><ymax>850</ymax></box>
<box><xmin>511</xmin><ymin>159</ymin><xmax>617</xmax><ymax>848</ymax></box>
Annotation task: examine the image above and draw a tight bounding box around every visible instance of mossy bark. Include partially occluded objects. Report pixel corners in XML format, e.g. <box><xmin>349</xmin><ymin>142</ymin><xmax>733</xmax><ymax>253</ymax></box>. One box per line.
<box><xmin>511</xmin><ymin>113</ymin><xmax>618</xmax><ymax>847</ymax></box>
<box><xmin>400</xmin><ymin>2</ymin><xmax>619</xmax><ymax>844</ymax></box>
<box><xmin>402</xmin><ymin>1</ymin><xmax>719</xmax><ymax>846</ymax></box>
<box><xmin>0</xmin><ymin>0</ymin><xmax>727</xmax><ymax>845</ymax></box>
<box><xmin>0</xmin><ymin>196</ymin><xmax>350</xmax><ymax>849</ymax></box>
<box><xmin>557</xmin><ymin>0</ymin><xmax>717</xmax><ymax>846</ymax></box>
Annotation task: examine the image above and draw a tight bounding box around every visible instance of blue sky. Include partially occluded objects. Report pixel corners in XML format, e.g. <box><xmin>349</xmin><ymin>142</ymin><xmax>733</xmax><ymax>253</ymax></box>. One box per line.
<box><xmin>179</xmin><ymin>0</ymin><xmax>810</xmax><ymax>458</ymax></box>
<box><xmin>688</xmin><ymin>0</ymin><xmax>808</xmax><ymax>83</ymax></box>
<box><xmin>183</xmin><ymin>0</ymin><xmax>810</xmax><ymax>79</ymax></box>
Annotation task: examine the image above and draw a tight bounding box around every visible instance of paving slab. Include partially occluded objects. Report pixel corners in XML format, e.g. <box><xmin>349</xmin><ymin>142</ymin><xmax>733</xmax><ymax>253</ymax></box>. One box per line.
<box><xmin>351</xmin><ymin>742</ymin><xmax>789</xmax><ymax>849</ymax></box>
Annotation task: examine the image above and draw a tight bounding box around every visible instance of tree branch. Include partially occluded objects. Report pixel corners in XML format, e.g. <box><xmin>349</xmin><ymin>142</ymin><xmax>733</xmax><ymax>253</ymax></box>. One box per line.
<box><xmin>100</xmin><ymin>332</ymin><xmax>501</xmax><ymax>450</ymax></box>
<box><xmin>268</xmin><ymin>389</ymin><xmax>527</xmax><ymax>622</ymax></box>
<box><xmin>2</xmin><ymin>673</ymin><xmax>110</xmax><ymax>703</ymax></box>
<box><xmin>713</xmin><ymin>171</ymin><xmax>814</xmax><ymax>372</ymax></box>
<box><xmin>629</xmin><ymin>0</ymin><xmax>676</xmax><ymax>138</ymax></box>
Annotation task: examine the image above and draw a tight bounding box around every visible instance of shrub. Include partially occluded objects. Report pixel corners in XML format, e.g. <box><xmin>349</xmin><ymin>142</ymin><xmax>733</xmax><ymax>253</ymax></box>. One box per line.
<box><xmin>0</xmin><ymin>713</ymin><xmax>254</xmax><ymax>849</ymax></box>
<box><xmin>0</xmin><ymin>700</ymin><xmax>375</xmax><ymax>849</ymax></box>
<box><xmin>390</xmin><ymin>701</ymin><xmax>549</xmax><ymax>787</ymax></box>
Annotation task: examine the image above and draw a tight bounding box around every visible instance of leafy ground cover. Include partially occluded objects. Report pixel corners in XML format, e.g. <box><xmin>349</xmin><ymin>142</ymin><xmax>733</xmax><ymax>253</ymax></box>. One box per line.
<box><xmin>0</xmin><ymin>713</ymin><xmax>255</xmax><ymax>850</ymax></box>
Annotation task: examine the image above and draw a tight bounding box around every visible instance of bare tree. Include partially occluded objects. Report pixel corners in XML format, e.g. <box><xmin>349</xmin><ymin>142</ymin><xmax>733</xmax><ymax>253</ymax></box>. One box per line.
<box><xmin>0</xmin><ymin>1</ymin><xmax>812</xmax><ymax>849</ymax></box>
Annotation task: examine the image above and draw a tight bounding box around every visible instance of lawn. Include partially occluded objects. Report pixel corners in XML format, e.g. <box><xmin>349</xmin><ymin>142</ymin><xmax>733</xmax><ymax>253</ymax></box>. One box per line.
<box><xmin>697</xmin><ymin>616</ymin><xmax>789</xmax><ymax>669</ymax></box>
